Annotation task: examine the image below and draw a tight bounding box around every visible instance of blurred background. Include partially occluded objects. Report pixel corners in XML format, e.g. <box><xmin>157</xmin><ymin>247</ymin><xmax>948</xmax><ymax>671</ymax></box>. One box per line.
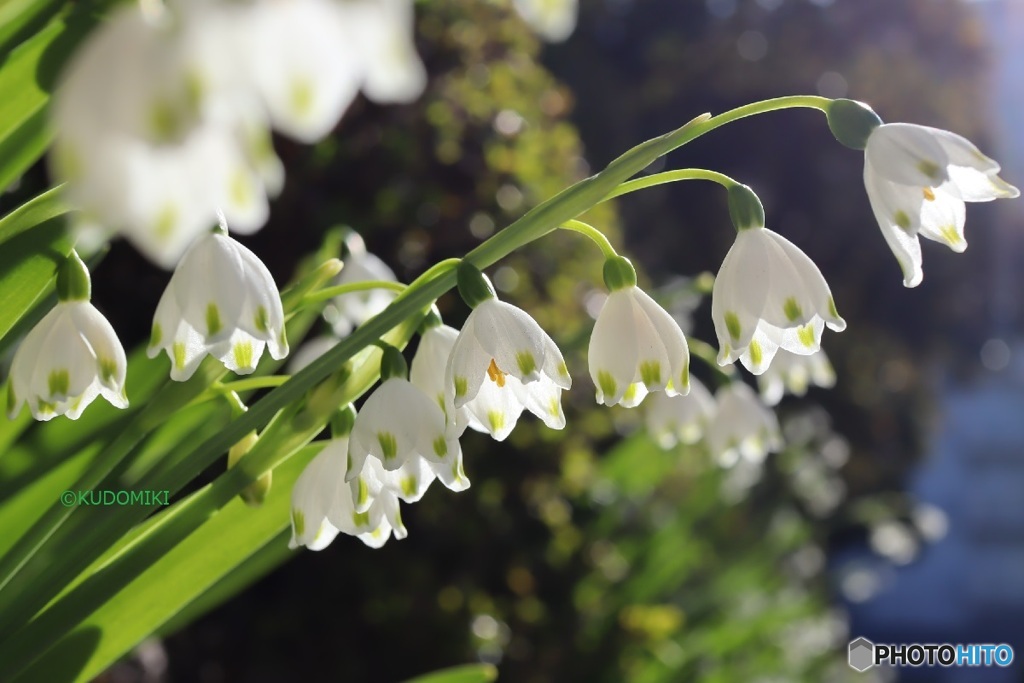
<box><xmin>12</xmin><ymin>0</ymin><xmax>1019</xmax><ymax>680</ymax></box>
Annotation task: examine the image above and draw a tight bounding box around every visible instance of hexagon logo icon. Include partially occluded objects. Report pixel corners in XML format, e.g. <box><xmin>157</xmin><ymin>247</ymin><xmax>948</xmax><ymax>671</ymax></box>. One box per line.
<box><xmin>848</xmin><ymin>637</ymin><xmax>875</xmax><ymax>672</ymax></box>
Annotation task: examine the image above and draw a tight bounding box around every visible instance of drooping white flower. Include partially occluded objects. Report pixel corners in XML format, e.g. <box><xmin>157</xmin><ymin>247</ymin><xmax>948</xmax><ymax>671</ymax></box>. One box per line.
<box><xmin>148</xmin><ymin>227</ymin><xmax>288</xmax><ymax>381</ymax></box>
<box><xmin>323</xmin><ymin>241</ymin><xmax>398</xmax><ymax>338</ymax></box>
<box><xmin>706</xmin><ymin>382</ymin><xmax>782</xmax><ymax>467</ymax></box>
<box><xmin>512</xmin><ymin>0</ymin><xmax>579</xmax><ymax>43</ymax></box>
<box><xmin>289</xmin><ymin>437</ymin><xmax>401</xmax><ymax>550</ymax></box>
<box><xmin>589</xmin><ymin>284</ymin><xmax>690</xmax><ymax>408</ymax></box>
<box><xmin>50</xmin><ymin>2</ymin><xmax>277</xmax><ymax>268</ymax></box>
<box><xmin>862</xmin><ymin>123</ymin><xmax>1019</xmax><ymax>287</ymax></box>
<box><xmin>410</xmin><ymin>322</ymin><xmax>469</xmax><ymax>432</ymax></box>
<box><xmin>346</xmin><ymin>0</ymin><xmax>427</xmax><ymax>104</ymax></box>
<box><xmin>348</xmin><ymin>377</ymin><xmax>468</xmax><ymax>491</ymax></box>
<box><xmin>7</xmin><ymin>253</ymin><xmax>128</xmax><ymax>422</ymax></box>
<box><xmin>712</xmin><ymin>226</ymin><xmax>846</xmax><ymax>375</ymax></box>
<box><xmin>645</xmin><ymin>377</ymin><xmax>716</xmax><ymax>449</ymax></box>
<box><xmin>757</xmin><ymin>349</ymin><xmax>836</xmax><ymax>406</ymax></box>
<box><xmin>446</xmin><ymin>292</ymin><xmax>571</xmax><ymax>441</ymax></box>
<box><xmin>241</xmin><ymin>0</ymin><xmax>361</xmax><ymax>142</ymax></box>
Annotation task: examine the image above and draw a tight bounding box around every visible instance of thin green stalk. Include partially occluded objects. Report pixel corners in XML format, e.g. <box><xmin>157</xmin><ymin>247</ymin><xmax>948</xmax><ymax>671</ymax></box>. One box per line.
<box><xmin>0</xmin><ymin>96</ymin><xmax>832</xmax><ymax>650</ymax></box>
<box><xmin>216</xmin><ymin>376</ymin><xmax>291</xmax><ymax>394</ymax></box>
<box><xmin>559</xmin><ymin>219</ymin><xmax>617</xmax><ymax>258</ymax></box>
<box><xmin>604</xmin><ymin>168</ymin><xmax>737</xmax><ymax>201</ymax></box>
<box><xmin>301</xmin><ymin>279</ymin><xmax>406</xmax><ymax>306</ymax></box>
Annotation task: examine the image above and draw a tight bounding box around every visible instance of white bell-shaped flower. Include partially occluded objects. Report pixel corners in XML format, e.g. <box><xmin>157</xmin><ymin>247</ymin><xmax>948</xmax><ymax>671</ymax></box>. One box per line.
<box><xmin>588</xmin><ymin>282</ymin><xmax>690</xmax><ymax>408</ymax></box>
<box><xmin>289</xmin><ymin>437</ymin><xmax>400</xmax><ymax>550</ymax></box>
<box><xmin>323</xmin><ymin>241</ymin><xmax>398</xmax><ymax>338</ymax></box>
<box><xmin>347</xmin><ymin>0</ymin><xmax>427</xmax><ymax>104</ymax></box>
<box><xmin>706</xmin><ymin>382</ymin><xmax>782</xmax><ymax>467</ymax></box>
<box><xmin>148</xmin><ymin>227</ymin><xmax>288</xmax><ymax>381</ymax></box>
<box><xmin>242</xmin><ymin>0</ymin><xmax>361</xmax><ymax>143</ymax></box>
<box><xmin>644</xmin><ymin>377</ymin><xmax>716</xmax><ymax>449</ymax></box>
<box><xmin>512</xmin><ymin>0</ymin><xmax>579</xmax><ymax>43</ymax></box>
<box><xmin>757</xmin><ymin>349</ymin><xmax>836</xmax><ymax>406</ymax></box>
<box><xmin>410</xmin><ymin>322</ymin><xmax>469</xmax><ymax>432</ymax></box>
<box><xmin>712</xmin><ymin>225</ymin><xmax>846</xmax><ymax>376</ymax></box>
<box><xmin>862</xmin><ymin>123</ymin><xmax>1019</xmax><ymax>287</ymax></box>
<box><xmin>7</xmin><ymin>252</ymin><xmax>128</xmax><ymax>422</ymax></box>
<box><xmin>445</xmin><ymin>281</ymin><xmax>571</xmax><ymax>441</ymax></box>
<box><xmin>51</xmin><ymin>2</ymin><xmax>277</xmax><ymax>268</ymax></box>
<box><xmin>348</xmin><ymin>377</ymin><xmax>467</xmax><ymax>491</ymax></box>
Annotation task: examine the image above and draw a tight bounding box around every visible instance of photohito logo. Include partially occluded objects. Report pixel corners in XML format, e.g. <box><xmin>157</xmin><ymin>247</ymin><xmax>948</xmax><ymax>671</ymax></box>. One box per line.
<box><xmin>848</xmin><ymin>638</ymin><xmax>1014</xmax><ymax>671</ymax></box>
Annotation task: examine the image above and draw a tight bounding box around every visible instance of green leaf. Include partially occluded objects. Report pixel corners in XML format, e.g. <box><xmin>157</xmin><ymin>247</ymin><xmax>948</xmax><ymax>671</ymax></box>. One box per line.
<box><xmin>0</xmin><ymin>215</ymin><xmax>70</xmax><ymax>347</ymax></box>
<box><xmin>10</xmin><ymin>444</ymin><xmax>319</xmax><ymax>683</ymax></box>
<box><xmin>0</xmin><ymin>0</ymin><xmax>67</xmax><ymax>58</ymax></box>
<box><xmin>0</xmin><ymin>185</ymin><xmax>65</xmax><ymax>246</ymax></box>
<box><xmin>402</xmin><ymin>664</ymin><xmax>500</xmax><ymax>683</ymax></box>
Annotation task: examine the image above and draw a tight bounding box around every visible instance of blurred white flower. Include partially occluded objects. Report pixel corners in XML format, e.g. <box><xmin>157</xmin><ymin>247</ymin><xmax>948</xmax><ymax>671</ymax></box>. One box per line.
<box><xmin>645</xmin><ymin>377</ymin><xmax>716</xmax><ymax>449</ymax></box>
<box><xmin>289</xmin><ymin>437</ymin><xmax>401</xmax><ymax>550</ymax></box>
<box><xmin>757</xmin><ymin>349</ymin><xmax>836</xmax><ymax>406</ymax></box>
<box><xmin>51</xmin><ymin>2</ymin><xmax>276</xmax><ymax>267</ymax></box>
<box><xmin>323</xmin><ymin>243</ymin><xmax>398</xmax><ymax>337</ymax></box>
<box><xmin>863</xmin><ymin>123</ymin><xmax>1019</xmax><ymax>287</ymax></box>
<box><xmin>348</xmin><ymin>377</ymin><xmax>466</xmax><ymax>488</ymax></box>
<box><xmin>513</xmin><ymin>0</ymin><xmax>578</xmax><ymax>43</ymax></box>
<box><xmin>446</xmin><ymin>297</ymin><xmax>570</xmax><ymax>440</ymax></box>
<box><xmin>712</xmin><ymin>226</ymin><xmax>846</xmax><ymax>375</ymax></box>
<box><xmin>589</xmin><ymin>284</ymin><xmax>690</xmax><ymax>408</ymax></box>
<box><xmin>347</xmin><ymin>0</ymin><xmax>427</xmax><ymax>103</ymax></box>
<box><xmin>148</xmin><ymin>228</ymin><xmax>288</xmax><ymax>381</ymax></box>
<box><xmin>706</xmin><ymin>382</ymin><xmax>782</xmax><ymax>466</ymax></box>
<box><xmin>8</xmin><ymin>251</ymin><xmax>128</xmax><ymax>422</ymax></box>
<box><xmin>287</xmin><ymin>335</ymin><xmax>339</xmax><ymax>374</ymax></box>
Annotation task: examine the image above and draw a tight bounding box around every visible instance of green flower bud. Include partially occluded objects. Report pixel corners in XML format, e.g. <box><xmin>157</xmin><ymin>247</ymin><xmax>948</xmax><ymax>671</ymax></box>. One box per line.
<box><xmin>602</xmin><ymin>255</ymin><xmax>637</xmax><ymax>291</ymax></box>
<box><xmin>456</xmin><ymin>261</ymin><xmax>496</xmax><ymax>309</ymax></box>
<box><xmin>727</xmin><ymin>183</ymin><xmax>765</xmax><ymax>232</ymax></box>
<box><xmin>826</xmin><ymin>99</ymin><xmax>883</xmax><ymax>151</ymax></box>
<box><xmin>330</xmin><ymin>404</ymin><xmax>357</xmax><ymax>438</ymax></box>
<box><xmin>227</xmin><ymin>431</ymin><xmax>272</xmax><ymax>507</ymax></box>
<box><xmin>56</xmin><ymin>251</ymin><xmax>91</xmax><ymax>302</ymax></box>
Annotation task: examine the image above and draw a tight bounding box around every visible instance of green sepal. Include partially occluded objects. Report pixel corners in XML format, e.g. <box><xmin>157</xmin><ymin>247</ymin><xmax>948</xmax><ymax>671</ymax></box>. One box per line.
<box><xmin>456</xmin><ymin>261</ymin><xmax>495</xmax><ymax>309</ymax></box>
<box><xmin>826</xmin><ymin>99</ymin><xmax>883</xmax><ymax>151</ymax></box>
<box><xmin>602</xmin><ymin>255</ymin><xmax>637</xmax><ymax>291</ymax></box>
<box><xmin>56</xmin><ymin>250</ymin><xmax>90</xmax><ymax>302</ymax></box>
<box><xmin>727</xmin><ymin>183</ymin><xmax>765</xmax><ymax>232</ymax></box>
<box><xmin>419</xmin><ymin>306</ymin><xmax>443</xmax><ymax>333</ymax></box>
<box><xmin>379</xmin><ymin>343</ymin><xmax>409</xmax><ymax>381</ymax></box>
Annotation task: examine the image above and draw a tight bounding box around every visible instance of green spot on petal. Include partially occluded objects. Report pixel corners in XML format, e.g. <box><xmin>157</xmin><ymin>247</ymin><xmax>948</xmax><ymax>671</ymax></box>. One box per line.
<box><xmin>401</xmin><ymin>476</ymin><xmax>418</xmax><ymax>497</ymax></box>
<box><xmin>233</xmin><ymin>341</ymin><xmax>254</xmax><ymax>369</ymax></box>
<box><xmin>148</xmin><ymin>99</ymin><xmax>180</xmax><ymax>142</ymax></box>
<box><xmin>290</xmin><ymin>78</ymin><xmax>314</xmax><ymax>117</ymax></box>
<box><xmin>548</xmin><ymin>397</ymin><xmax>560</xmax><ymax>417</ymax></box>
<box><xmin>894</xmin><ymin>210</ymin><xmax>912</xmax><ymax>232</ymax></box>
<box><xmin>783</xmin><ymin>297</ymin><xmax>803</xmax><ymax>322</ymax></box>
<box><xmin>558</xmin><ymin>361</ymin><xmax>569</xmax><ymax>378</ymax></box>
<box><xmin>98</xmin><ymin>357</ymin><xmax>118</xmax><ymax>385</ymax></box>
<box><xmin>939</xmin><ymin>225</ymin><xmax>962</xmax><ymax>245</ymax></box>
<box><xmin>725</xmin><ymin>312</ymin><xmax>742</xmax><ymax>343</ymax></box>
<box><xmin>748</xmin><ymin>339</ymin><xmax>763</xmax><ymax>367</ymax></box>
<box><xmin>292</xmin><ymin>509</ymin><xmax>305</xmax><ymax>536</ymax></box>
<box><xmin>827</xmin><ymin>296</ymin><xmax>839</xmax><ymax>320</ymax></box>
<box><xmin>640</xmin><ymin>361</ymin><xmax>661</xmax><ymax>388</ymax></box>
<box><xmin>487</xmin><ymin>410</ymin><xmax>505</xmax><ymax>433</ymax></box>
<box><xmin>229</xmin><ymin>168</ymin><xmax>251</xmax><ymax>208</ymax></box>
<box><xmin>254</xmin><ymin>306</ymin><xmax>269</xmax><ymax>334</ymax></box>
<box><xmin>48</xmin><ymin>369</ymin><xmax>70</xmax><ymax>398</ymax></box>
<box><xmin>433</xmin><ymin>436</ymin><xmax>448</xmax><ymax>457</ymax></box>
<box><xmin>206</xmin><ymin>303</ymin><xmax>222</xmax><ymax>336</ymax></box>
<box><xmin>155</xmin><ymin>205</ymin><xmax>178</xmax><ymax>241</ymax></box>
<box><xmin>797</xmin><ymin>324</ymin><xmax>816</xmax><ymax>348</ymax></box>
<box><xmin>150</xmin><ymin>323</ymin><xmax>162</xmax><ymax>347</ymax></box>
<box><xmin>917</xmin><ymin>159</ymin><xmax>942</xmax><ymax>181</ymax></box>
<box><xmin>597</xmin><ymin>370</ymin><xmax>617</xmax><ymax>400</ymax></box>
<box><xmin>173</xmin><ymin>342</ymin><xmax>187</xmax><ymax>370</ymax></box>
<box><xmin>454</xmin><ymin>376</ymin><xmax>468</xmax><ymax>398</ymax></box>
<box><xmin>356</xmin><ymin>478</ymin><xmax>368</xmax><ymax>507</ymax></box>
<box><xmin>378</xmin><ymin>432</ymin><xmax>397</xmax><ymax>460</ymax></box>
<box><xmin>353</xmin><ymin>510</ymin><xmax>371</xmax><ymax>527</ymax></box>
<box><xmin>36</xmin><ymin>399</ymin><xmax>56</xmax><ymax>415</ymax></box>
<box><xmin>516</xmin><ymin>351</ymin><xmax>536</xmax><ymax>376</ymax></box>
<box><xmin>622</xmin><ymin>383</ymin><xmax>637</xmax><ymax>403</ymax></box>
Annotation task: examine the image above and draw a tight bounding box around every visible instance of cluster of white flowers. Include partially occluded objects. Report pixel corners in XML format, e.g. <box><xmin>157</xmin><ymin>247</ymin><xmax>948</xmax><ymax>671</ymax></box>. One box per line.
<box><xmin>51</xmin><ymin>0</ymin><xmax>425</xmax><ymax>268</ymax></box>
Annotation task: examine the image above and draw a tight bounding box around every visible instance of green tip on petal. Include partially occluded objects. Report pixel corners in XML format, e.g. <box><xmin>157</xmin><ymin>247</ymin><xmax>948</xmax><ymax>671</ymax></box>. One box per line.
<box><xmin>727</xmin><ymin>183</ymin><xmax>765</xmax><ymax>232</ymax></box>
<box><xmin>456</xmin><ymin>261</ymin><xmax>496</xmax><ymax>308</ymax></box>
<box><xmin>602</xmin><ymin>255</ymin><xmax>637</xmax><ymax>291</ymax></box>
<box><xmin>826</xmin><ymin>99</ymin><xmax>883</xmax><ymax>151</ymax></box>
<box><xmin>56</xmin><ymin>250</ymin><xmax>92</xmax><ymax>302</ymax></box>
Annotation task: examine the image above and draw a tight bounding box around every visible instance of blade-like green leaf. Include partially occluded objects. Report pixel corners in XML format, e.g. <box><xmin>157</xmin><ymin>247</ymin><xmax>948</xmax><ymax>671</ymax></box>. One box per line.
<box><xmin>402</xmin><ymin>664</ymin><xmax>500</xmax><ymax>683</ymax></box>
<box><xmin>0</xmin><ymin>0</ymin><xmax>67</xmax><ymax>58</ymax></box>
<box><xmin>0</xmin><ymin>185</ymin><xmax>65</xmax><ymax>246</ymax></box>
<box><xmin>0</xmin><ymin>216</ymin><xmax>70</xmax><ymax>347</ymax></box>
<box><xmin>10</xmin><ymin>444</ymin><xmax>318</xmax><ymax>683</ymax></box>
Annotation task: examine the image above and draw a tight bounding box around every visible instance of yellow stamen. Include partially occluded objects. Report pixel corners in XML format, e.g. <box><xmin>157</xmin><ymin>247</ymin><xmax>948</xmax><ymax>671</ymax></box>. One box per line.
<box><xmin>487</xmin><ymin>358</ymin><xmax>507</xmax><ymax>388</ymax></box>
<box><xmin>922</xmin><ymin>187</ymin><xmax>935</xmax><ymax>202</ymax></box>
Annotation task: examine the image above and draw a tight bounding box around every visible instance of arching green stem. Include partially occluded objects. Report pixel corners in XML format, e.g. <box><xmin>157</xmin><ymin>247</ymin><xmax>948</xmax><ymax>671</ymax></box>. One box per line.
<box><xmin>559</xmin><ymin>219</ymin><xmax>618</xmax><ymax>258</ymax></box>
